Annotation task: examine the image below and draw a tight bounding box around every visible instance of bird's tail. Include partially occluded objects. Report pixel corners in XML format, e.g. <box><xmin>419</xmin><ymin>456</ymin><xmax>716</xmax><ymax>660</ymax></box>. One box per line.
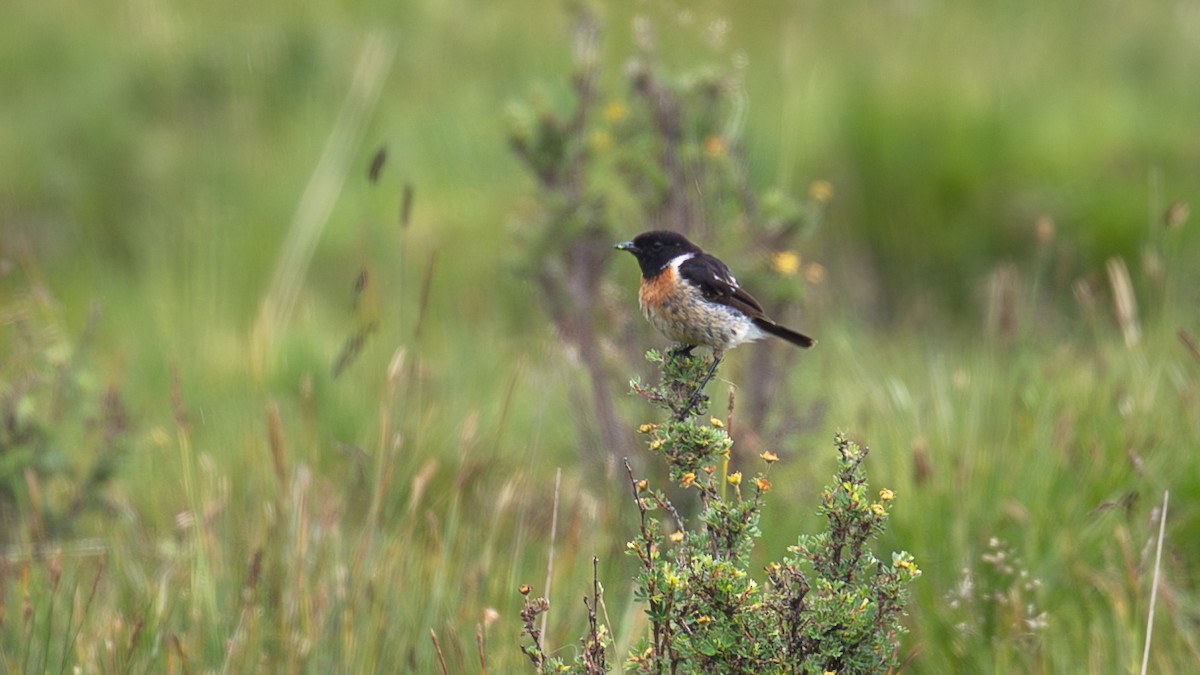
<box><xmin>753</xmin><ymin>318</ymin><xmax>816</xmax><ymax>349</ymax></box>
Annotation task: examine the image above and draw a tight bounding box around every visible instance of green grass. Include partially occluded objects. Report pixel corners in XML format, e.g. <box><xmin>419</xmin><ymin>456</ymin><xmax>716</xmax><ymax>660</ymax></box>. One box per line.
<box><xmin>3</xmin><ymin>0</ymin><xmax>1200</xmax><ymax>672</ymax></box>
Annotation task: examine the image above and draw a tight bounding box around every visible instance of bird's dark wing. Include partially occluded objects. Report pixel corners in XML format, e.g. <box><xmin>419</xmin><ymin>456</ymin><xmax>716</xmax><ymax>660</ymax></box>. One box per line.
<box><xmin>678</xmin><ymin>253</ymin><xmax>768</xmax><ymax>319</ymax></box>
<box><xmin>680</xmin><ymin>251</ymin><xmax>816</xmax><ymax>349</ymax></box>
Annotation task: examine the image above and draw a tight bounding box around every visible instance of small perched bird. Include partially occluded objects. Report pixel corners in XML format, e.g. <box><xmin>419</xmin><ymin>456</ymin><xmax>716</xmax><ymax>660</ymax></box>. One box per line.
<box><xmin>615</xmin><ymin>230</ymin><xmax>815</xmax><ymax>416</ymax></box>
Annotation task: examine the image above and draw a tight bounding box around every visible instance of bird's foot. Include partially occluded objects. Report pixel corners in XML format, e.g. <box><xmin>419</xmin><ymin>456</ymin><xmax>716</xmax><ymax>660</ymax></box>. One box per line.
<box><xmin>674</xmin><ymin>354</ymin><xmax>721</xmax><ymax>421</ymax></box>
<box><xmin>676</xmin><ymin>387</ymin><xmax>706</xmax><ymax>420</ymax></box>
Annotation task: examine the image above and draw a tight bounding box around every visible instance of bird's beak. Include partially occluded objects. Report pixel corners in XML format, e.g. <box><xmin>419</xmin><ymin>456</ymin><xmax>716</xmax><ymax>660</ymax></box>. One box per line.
<box><xmin>614</xmin><ymin>241</ymin><xmax>638</xmax><ymax>253</ymax></box>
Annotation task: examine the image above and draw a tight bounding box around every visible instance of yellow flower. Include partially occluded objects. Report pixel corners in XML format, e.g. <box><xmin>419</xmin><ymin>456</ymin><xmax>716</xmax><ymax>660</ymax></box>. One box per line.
<box><xmin>702</xmin><ymin>465</ymin><xmax>715</xmax><ymax>474</ymax></box>
<box><xmin>696</xmin><ymin>615</ymin><xmax>712</xmax><ymax>625</ymax></box>
<box><xmin>703</xmin><ymin>135</ymin><xmax>726</xmax><ymax>157</ymax></box>
<box><xmin>650</xmin><ymin>438</ymin><xmax>664</xmax><ymax>451</ymax></box>
<box><xmin>635</xmin><ymin>479</ymin><xmax>648</xmax><ymax>493</ymax></box>
<box><xmin>669</xmin><ymin>531</ymin><xmax>684</xmax><ymax>543</ymax></box>
<box><xmin>756</xmin><ymin>478</ymin><xmax>772</xmax><ymax>492</ymax></box>
<box><xmin>770</xmin><ymin>250</ymin><xmax>801</xmax><ymax>276</ymax></box>
<box><xmin>879</xmin><ymin>488</ymin><xmax>894</xmax><ymax>501</ymax></box>
<box><xmin>638</xmin><ymin>423</ymin><xmax>657</xmax><ymax>434</ymax></box>
<box><xmin>810</xmin><ymin>179</ymin><xmax>834</xmax><ymax>203</ymax></box>
<box><xmin>710</xmin><ymin>417</ymin><xmax>724</xmax><ymax>428</ymax></box>
<box><xmin>804</xmin><ymin>262</ymin><xmax>826</xmax><ymax>285</ymax></box>
<box><xmin>727</xmin><ymin>471</ymin><xmax>742</xmax><ymax>486</ymax></box>
<box><xmin>760</xmin><ymin>451</ymin><xmax>779</xmax><ymax>464</ymax></box>
<box><xmin>871</xmin><ymin>503</ymin><xmax>886</xmax><ymax>516</ymax></box>
<box><xmin>681</xmin><ymin>472</ymin><xmax>696</xmax><ymax>488</ymax></box>
<box><xmin>664</xmin><ymin>565</ymin><xmax>682</xmax><ymax>587</ymax></box>
<box><xmin>894</xmin><ymin>557</ymin><xmax>920</xmax><ymax>577</ymax></box>
<box><xmin>603</xmin><ymin>101</ymin><xmax>627</xmax><ymax>122</ymax></box>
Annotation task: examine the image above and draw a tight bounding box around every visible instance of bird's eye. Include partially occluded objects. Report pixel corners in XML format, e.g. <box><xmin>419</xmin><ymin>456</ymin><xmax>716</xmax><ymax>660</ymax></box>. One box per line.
<box><xmin>652</xmin><ymin>241</ymin><xmax>664</xmax><ymax>250</ymax></box>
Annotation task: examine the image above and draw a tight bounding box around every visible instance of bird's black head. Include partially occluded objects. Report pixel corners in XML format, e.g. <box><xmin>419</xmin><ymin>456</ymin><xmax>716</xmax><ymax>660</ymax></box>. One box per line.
<box><xmin>614</xmin><ymin>230</ymin><xmax>702</xmax><ymax>278</ymax></box>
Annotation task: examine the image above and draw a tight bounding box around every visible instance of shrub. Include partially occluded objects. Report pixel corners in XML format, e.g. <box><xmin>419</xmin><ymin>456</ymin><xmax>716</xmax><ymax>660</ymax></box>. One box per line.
<box><xmin>520</xmin><ymin>350</ymin><xmax>918</xmax><ymax>673</ymax></box>
<box><xmin>0</xmin><ymin>291</ymin><xmax>127</xmax><ymax>544</ymax></box>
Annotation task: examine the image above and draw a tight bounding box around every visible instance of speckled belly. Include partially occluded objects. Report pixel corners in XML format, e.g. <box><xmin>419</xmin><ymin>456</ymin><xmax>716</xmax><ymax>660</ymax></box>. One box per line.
<box><xmin>639</xmin><ymin>278</ymin><xmax>763</xmax><ymax>351</ymax></box>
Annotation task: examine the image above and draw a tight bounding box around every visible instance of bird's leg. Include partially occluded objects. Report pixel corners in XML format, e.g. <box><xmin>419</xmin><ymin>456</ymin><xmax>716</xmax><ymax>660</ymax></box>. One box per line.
<box><xmin>677</xmin><ymin>352</ymin><xmax>722</xmax><ymax>420</ymax></box>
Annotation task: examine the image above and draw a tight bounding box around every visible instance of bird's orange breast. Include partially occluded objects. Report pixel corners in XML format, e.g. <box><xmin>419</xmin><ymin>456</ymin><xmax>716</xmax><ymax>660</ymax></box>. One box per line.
<box><xmin>638</xmin><ymin>267</ymin><xmax>760</xmax><ymax>350</ymax></box>
<box><xmin>638</xmin><ymin>266</ymin><xmax>676</xmax><ymax>313</ymax></box>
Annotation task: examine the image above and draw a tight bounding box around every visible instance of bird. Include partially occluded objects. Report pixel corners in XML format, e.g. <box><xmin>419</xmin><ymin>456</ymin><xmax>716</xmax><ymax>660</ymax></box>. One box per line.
<box><xmin>615</xmin><ymin>230</ymin><xmax>815</xmax><ymax>417</ymax></box>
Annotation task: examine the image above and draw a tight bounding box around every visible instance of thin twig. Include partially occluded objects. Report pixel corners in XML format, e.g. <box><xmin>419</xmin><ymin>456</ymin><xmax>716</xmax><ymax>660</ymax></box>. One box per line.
<box><xmin>582</xmin><ymin>556</ymin><xmax>606</xmax><ymax>674</ymax></box>
<box><xmin>519</xmin><ymin>593</ymin><xmax>550</xmax><ymax>668</ymax></box>
<box><xmin>631</xmin><ymin>380</ymin><xmax>666</xmax><ymax>404</ymax></box>
<box><xmin>623</xmin><ymin>457</ymin><xmax>683</xmax><ymax>532</ymax></box>
<box><xmin>657</xmin><ymin>492</ymin><xmax>686</xmax><ymax>535</ymax></box>
<box><xmin>622</xmin><ymin>457</ymin><xmax>647</xmax><ymax>516</ymax></box>
<box><xmin>1140</xmin><ymin>490</ymin><xmax>1169</xmax><ymax>675</ymax></box>
<box><xmin>541</xmin><ymin>468</ymin><xmax>563</xmax><ymax>641</ymax></box>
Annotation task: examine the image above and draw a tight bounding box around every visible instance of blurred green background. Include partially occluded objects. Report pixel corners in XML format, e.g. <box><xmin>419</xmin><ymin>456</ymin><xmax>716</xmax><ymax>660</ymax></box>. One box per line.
<box><xmin>2</xmin><ymin>0</ymin><xmax>1199</xmax><ymax>671</ymax></box>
